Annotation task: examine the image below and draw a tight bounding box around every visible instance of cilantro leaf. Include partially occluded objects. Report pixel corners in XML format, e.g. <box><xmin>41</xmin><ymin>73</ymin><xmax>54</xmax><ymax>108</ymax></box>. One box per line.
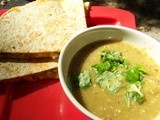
<box><xmin>101</xmin><ymin>51</ymin><xmax>123</xmax><ymax>62</ymax></box>
<box><xmin>95</xmin><ymin>71</ymin><xmax>123</xmax><ymax>93</ymax></box>
<box><xmin>124</xmin><ymin>65</ymin><xmax>147</xmax><ymax>83</ymax></box>
<box><xmin>125</xmin><ymin>83</ymin><xmax>145</xmax><ymax>107</ymax></box>
<box><xmin>78</xmin><ymin>70</ymin><xmax>91</xmax><ymax>89</ymax></box>
<box><xmin>68</xmin><ymin>71</ymin><xmax>91</xmax><ymax>90</ymax></box>
<box><xmin>92</xmin><ymin>51</ymin><xmax>128</xmax><ymax>73</ymax></box>
<box><xmin>92</xmin><ymin>61</ymin><xmax>111</xmax><ymax>74</ymax></box>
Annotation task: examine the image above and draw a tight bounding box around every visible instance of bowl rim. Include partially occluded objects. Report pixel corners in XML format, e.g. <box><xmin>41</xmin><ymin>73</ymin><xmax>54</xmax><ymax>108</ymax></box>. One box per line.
<box><xmin>58</xmin><ymin>25</ymin><xmax>159</xmax><ymax>120</ymax></box>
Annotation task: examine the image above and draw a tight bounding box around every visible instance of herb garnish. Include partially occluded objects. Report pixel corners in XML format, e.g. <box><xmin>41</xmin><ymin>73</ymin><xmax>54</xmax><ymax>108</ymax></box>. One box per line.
<box><xmin>68</xmin><ymin>50</ymin><xmax>147</xmax><ymax>107</ymax></box>
<box><xmin>78</xmin><ymin>70</ymin><xmax>91</xmax><ymax>88</ymax></box>
<box><xmin>95</xmin><ymin>71</ymin><xmax>123</xmax><ymax>93</ymax></box>
<box><xmin>68</xmin><ymin>70</ymin><xmax>91</xmax><ymax>90</ymax></box>
<box><xmin>124</xmin><ymin>65</ymin><xmax>147</xmax><ymax>107</ymax></box>
<box><xmin>125</xmin><ymin>83</ymin><xmax>144</xmax><ymax>107</ymax></box>
<box><xmin>124</xmin><ymin>65</ymin><xmax>147</xmax><ymax>83</ymax></box>
<box><xmin>92</xmin><ymin>51</ymin><xmax>128</xmax><ymax>73</ymax></box>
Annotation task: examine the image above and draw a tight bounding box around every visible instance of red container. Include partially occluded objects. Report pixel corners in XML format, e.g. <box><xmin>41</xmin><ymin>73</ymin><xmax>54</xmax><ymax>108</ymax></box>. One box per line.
<box><xmin>0</xmin><ymin>6</ymin><xmax>136</xmax><ymax>120</ymax></box>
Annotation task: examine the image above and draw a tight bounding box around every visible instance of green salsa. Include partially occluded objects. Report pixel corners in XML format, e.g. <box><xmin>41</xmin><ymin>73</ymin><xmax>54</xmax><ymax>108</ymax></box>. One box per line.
<box><xmin>68</xmin><ymin>40</ymin><xmax>160</xmax><ymax>120</ymax></box>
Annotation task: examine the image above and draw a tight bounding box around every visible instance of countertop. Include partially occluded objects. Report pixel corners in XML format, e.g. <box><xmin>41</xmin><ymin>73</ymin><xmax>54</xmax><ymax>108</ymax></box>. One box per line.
<box><xmin>0</xmin><ymin>0</ymin><xmax>160</xmax><ymax>41</ymax></box>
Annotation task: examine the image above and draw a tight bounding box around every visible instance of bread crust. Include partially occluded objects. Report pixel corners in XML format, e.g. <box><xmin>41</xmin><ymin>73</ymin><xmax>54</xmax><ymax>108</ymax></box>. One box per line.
<box><xmin>0</xmin><ymin>0</ymin><xmax>86</xmax><ymax>57</ymax></box>
<box><xmin>0</xmin><ymin>57</ymin><xmax>58</xmax><ymax>81</ymax></box>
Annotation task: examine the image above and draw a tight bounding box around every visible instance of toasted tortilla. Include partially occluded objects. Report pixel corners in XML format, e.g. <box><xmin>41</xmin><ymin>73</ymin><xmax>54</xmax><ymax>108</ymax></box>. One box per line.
<box><xmin>0</xmin><ymin>0</ymin><xmax>86</xmax><ymax>58</ymax></box>
<box><xmin>0</xmin><ymin>57</ymin><xmax>58</xmax><ymax>81</ymax></box>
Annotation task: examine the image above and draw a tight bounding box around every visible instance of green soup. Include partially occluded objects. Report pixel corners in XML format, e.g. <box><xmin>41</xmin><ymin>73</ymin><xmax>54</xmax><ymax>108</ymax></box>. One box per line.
<box><xmin>68</xmin><ymin>40</ymin><xmax>160</xmax><ymax>120</ymax></box>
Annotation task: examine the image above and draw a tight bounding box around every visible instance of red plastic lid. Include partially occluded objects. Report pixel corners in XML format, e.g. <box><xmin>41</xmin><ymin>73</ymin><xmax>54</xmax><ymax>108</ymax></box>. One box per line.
<box><xmin>86</xmin><ymin>6</ymin><xmax>136</xmax><ymax>29</ymax></box>
<box><xmin>0</xmin><ymin>6</ymin><xmax>136</xmax><ymax>120</ymax></box>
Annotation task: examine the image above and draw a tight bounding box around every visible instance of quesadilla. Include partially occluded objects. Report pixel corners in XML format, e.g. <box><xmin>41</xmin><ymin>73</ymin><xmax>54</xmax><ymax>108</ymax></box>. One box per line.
<box><xmin>0</xmin><ymin>57</ymin><xmax>58</xmax><ymax>81</ymax></box>
<box><xmin>0</xmin><ymin>0</ymin><xmax>86</xmax><ymax>58</ymax></box>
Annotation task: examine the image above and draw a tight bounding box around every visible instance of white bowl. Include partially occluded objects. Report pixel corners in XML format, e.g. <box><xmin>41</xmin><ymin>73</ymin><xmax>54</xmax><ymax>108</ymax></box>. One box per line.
<box><xmin>58</xmin><ymin>25</ymin><xmax>160</xmax><ymax>120</ymax></box>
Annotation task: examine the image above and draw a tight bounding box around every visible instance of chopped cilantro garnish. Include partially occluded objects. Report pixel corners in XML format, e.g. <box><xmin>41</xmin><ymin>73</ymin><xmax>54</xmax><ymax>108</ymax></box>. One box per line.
<box><xmin>78</xmin><ymin>70</ymin><xmax>91</xmax><ymax>88</ymax></box>
<box><xmin>92</xmin><ymin>61</ymin><xmax>111</xmax><ymax>74</ymax></box>
<box><xmin>69</xmin><ymin>50</ymin><xmax>148</xmax><ymax>107</ymax></box>
<box><xmin>68</xmin><ymin>71</ymin><xmax>91</xmax><ymax>90</ymax></box>
<box><xmin>95</xmin><ymin>71</ymin><xmax>123</xmax><ymax>93</ymax></box>
<box><xmin>124</xmin><ymin>65</ymin><xmax>147</xmax><ymax>107</ymax></box>
<box><xmin>125</xmin><ymin>83</ymin><xmax>145</xmax><ymax>107</ymax></box>
<box><xmin>101</xmin><ymin>51</ymin><xmax>123</xmax><ymax>62</ymax></box>
<box><xmin>92</xmin><ymin>50</ymin><xmax>128</xmax><ymax>73</ymax></box>
<box><xmin>124</xmin><ymin>65</ymin><xmax>147</xmax><ymax>83</ymax></box>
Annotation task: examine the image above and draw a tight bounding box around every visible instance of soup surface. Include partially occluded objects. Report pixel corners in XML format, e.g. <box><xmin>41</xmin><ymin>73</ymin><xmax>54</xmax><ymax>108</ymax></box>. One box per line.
<box><xmin>68</xmin><ymin>40</ymin><xmax>160</xmax><ymax>120</ymax></box>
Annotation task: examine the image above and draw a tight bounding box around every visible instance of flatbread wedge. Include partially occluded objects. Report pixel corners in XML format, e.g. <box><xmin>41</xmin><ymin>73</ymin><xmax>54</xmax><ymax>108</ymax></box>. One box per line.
<box><xmin>0</xmin><ymin>57</ymin><xmax>58</xmax><ymax>81</ymax></box>
<box><xmin>0</xmin><ymin>0</ymin><xmax>86</xmax><ymax>58</ymax></box>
